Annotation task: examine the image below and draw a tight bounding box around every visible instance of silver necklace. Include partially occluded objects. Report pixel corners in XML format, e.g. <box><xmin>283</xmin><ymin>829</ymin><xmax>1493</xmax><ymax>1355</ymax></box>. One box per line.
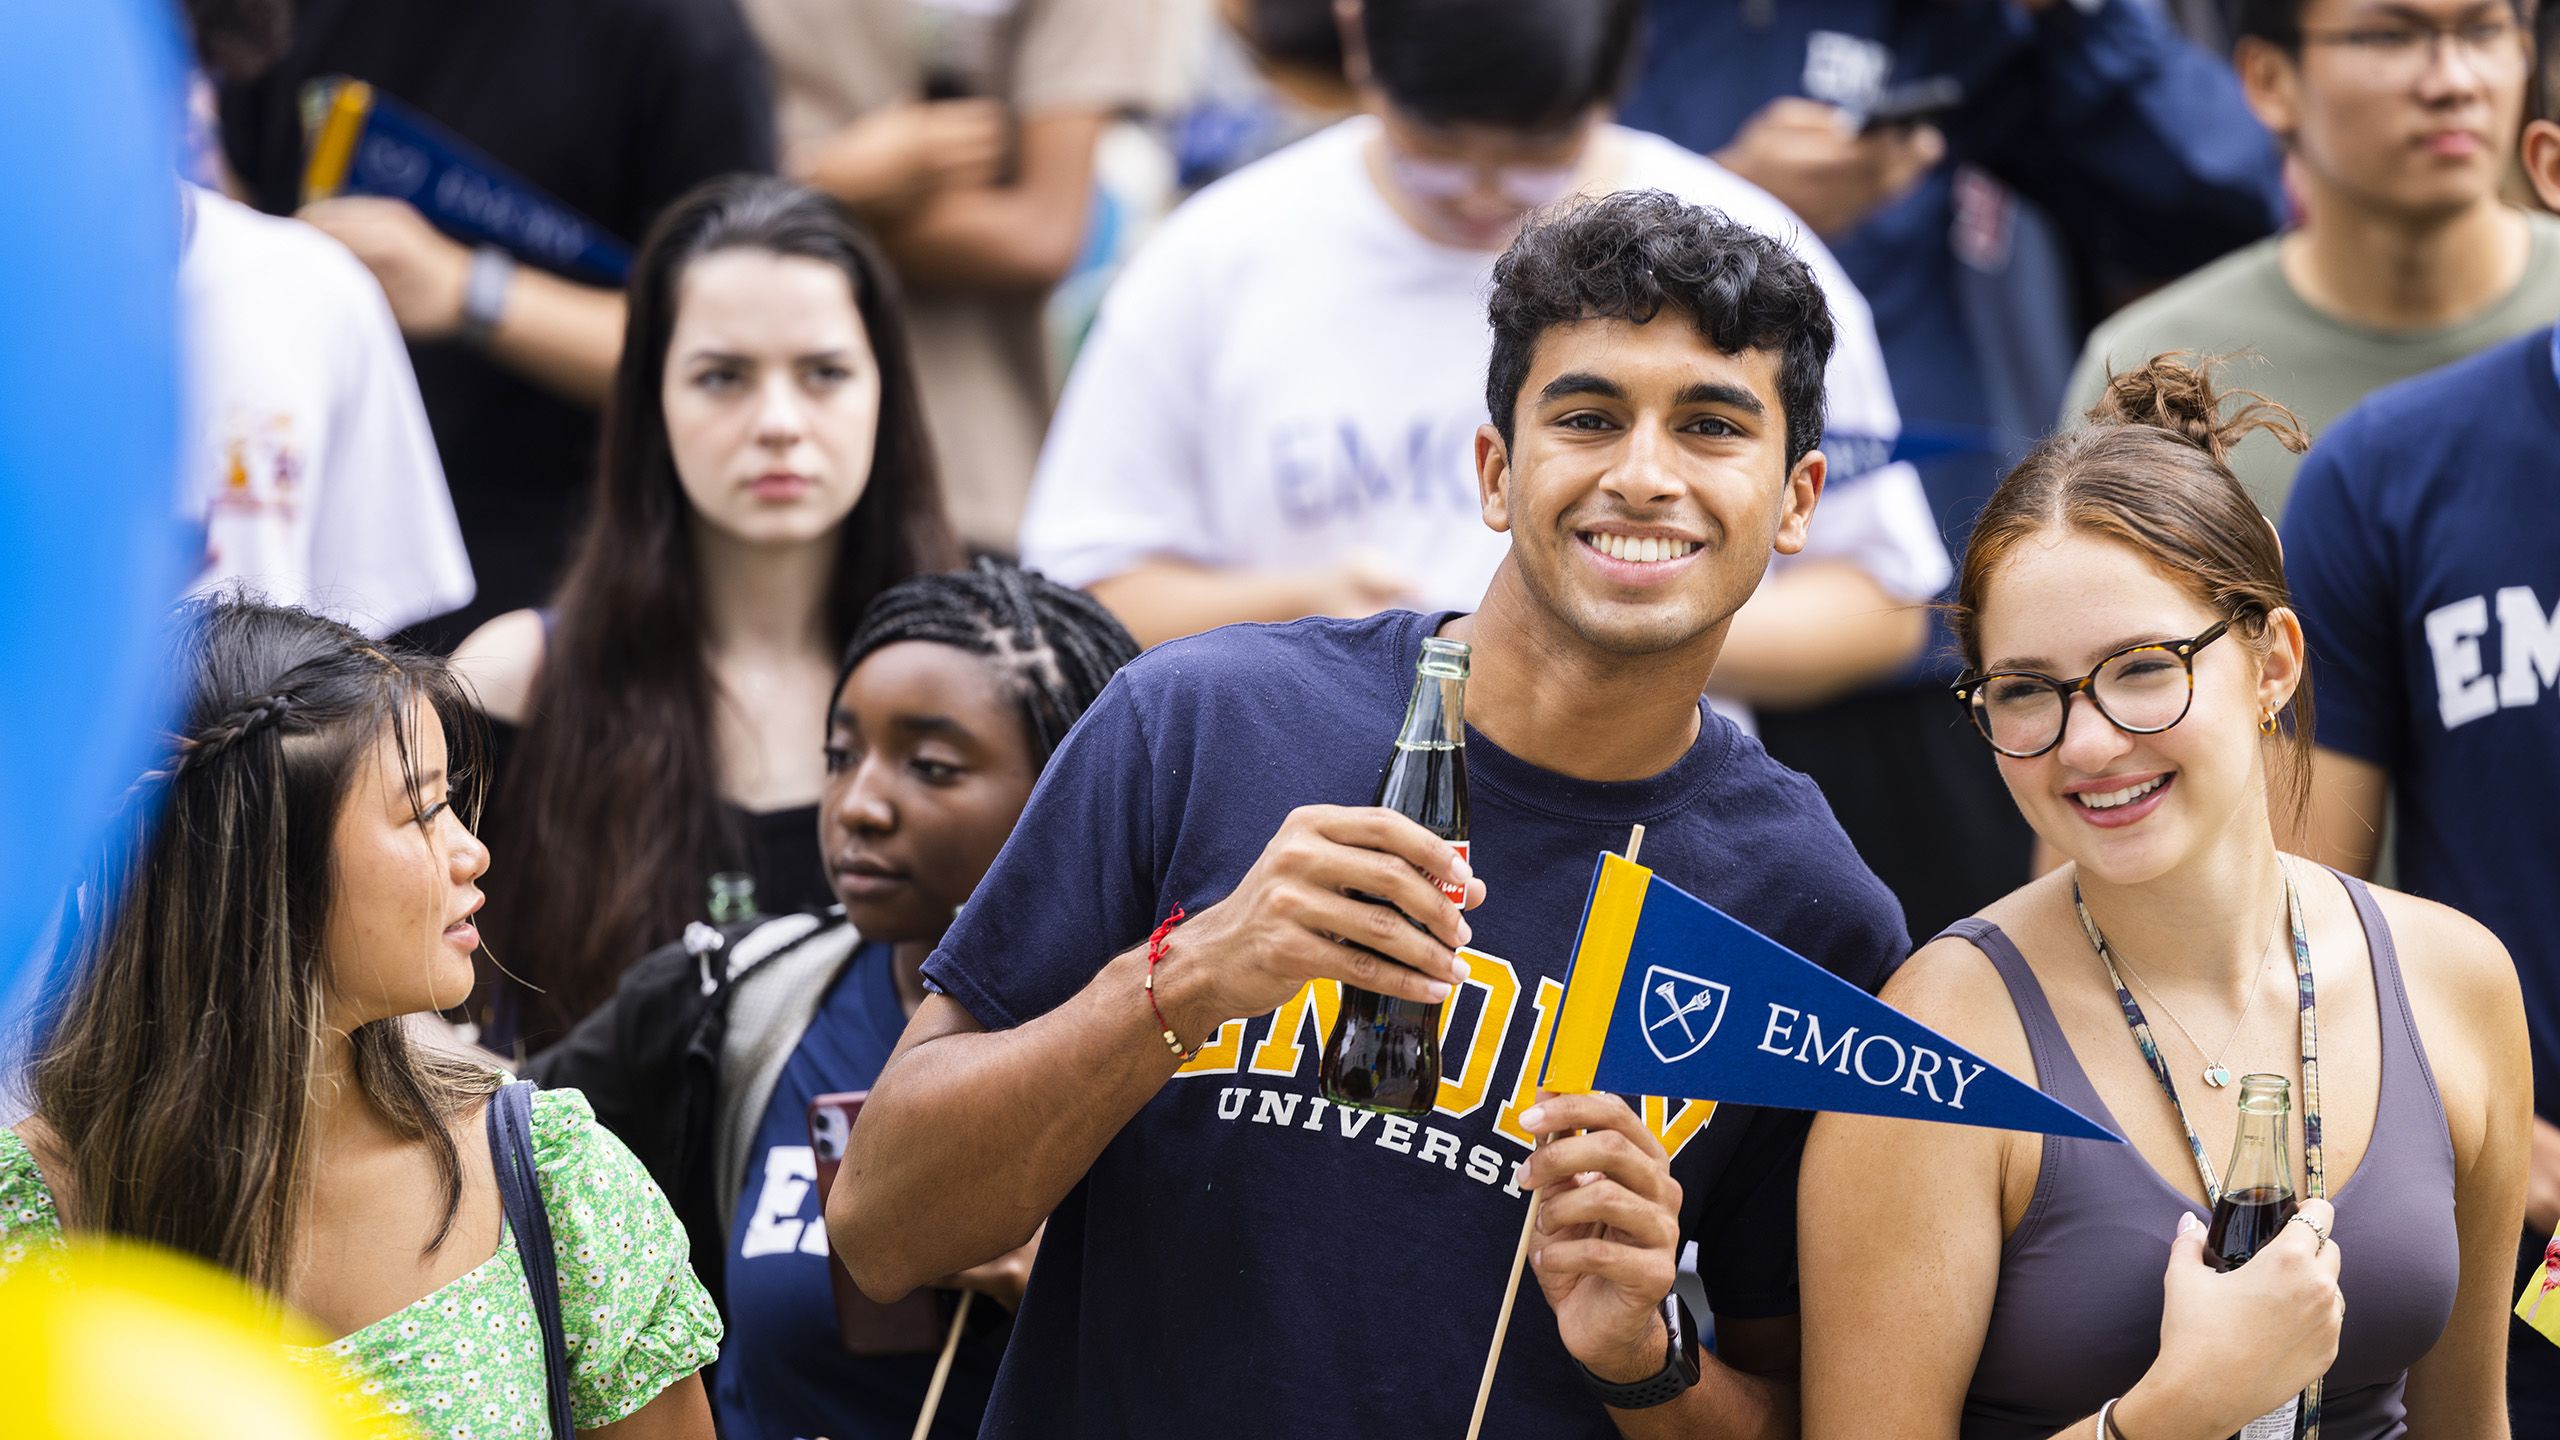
<box><xmin>2094</xmin><ymin>909</ymin><xmax>2280</xmax><ymax>1090</ymax></box>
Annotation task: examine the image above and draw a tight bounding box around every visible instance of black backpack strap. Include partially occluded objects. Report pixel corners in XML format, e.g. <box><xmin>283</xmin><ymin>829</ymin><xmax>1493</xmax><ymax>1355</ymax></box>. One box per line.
<box><xmin>488</xmin><ymin>1079</ymin><xmax>578</xmax><ymax>1439</ymax></box>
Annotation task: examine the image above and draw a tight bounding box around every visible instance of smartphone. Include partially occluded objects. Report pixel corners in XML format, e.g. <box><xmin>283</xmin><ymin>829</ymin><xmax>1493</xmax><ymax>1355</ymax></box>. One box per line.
<box><xmin>808</xmin><ymin>1090</ymin><xmax>952</xmax><ymax>1356</ymax></box>
<box><xmin>1856</xmin><ymin>75</ymin><xmax>1963</xmax><ymax>135</ymax></box>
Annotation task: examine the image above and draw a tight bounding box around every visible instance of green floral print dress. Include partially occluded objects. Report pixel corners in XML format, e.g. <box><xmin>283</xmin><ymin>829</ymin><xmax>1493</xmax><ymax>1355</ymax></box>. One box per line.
<box><xmin>0</xmin><ymin>1088</ymin><xmax>721</xmax><ymax>1438</ymax></box>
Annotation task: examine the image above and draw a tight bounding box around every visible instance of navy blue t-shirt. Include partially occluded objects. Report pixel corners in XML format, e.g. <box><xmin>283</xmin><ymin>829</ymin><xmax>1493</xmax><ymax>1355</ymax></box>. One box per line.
<box><xmin>2283</xmin><ymin>328</ymin><xmax>2560</xmax><ymax>1120</ymax></box>
<box><xmin>922</xmin><ymin>611</ymin><xmax>1910</xmax><ymax>1438</ymax></box>
<box><xmin>717</xmin><ymin>939</ymin><xmax>1004</xmax><ymax>1439</ymax></box>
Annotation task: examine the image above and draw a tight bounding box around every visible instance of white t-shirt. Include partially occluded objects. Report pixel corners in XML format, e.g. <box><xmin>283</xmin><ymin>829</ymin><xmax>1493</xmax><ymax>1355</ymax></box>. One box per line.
<box><xmin>180</xmin><ymin>184</ymin><xmax>473</xmax><ymax>636</ymax></box>
<box><xmin>1021</xmin><ymin>119</ymin><xmax>1951</xmax><ymax>681</ymax></box>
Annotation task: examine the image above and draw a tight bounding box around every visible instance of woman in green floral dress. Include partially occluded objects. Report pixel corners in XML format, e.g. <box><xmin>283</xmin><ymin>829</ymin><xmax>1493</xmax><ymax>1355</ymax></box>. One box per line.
<box><xmin>0</xmin><ymin>600</ymin><xmax>720</xmax><ymax>1437</ymax></box>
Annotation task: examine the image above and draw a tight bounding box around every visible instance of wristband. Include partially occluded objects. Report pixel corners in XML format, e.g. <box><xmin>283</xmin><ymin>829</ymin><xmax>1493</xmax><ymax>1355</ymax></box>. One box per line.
<box><xmin>460</xmin><ymin>244</ymin><xmax>515</xmax><ymax>346</ymax></box>
<box><xmin>1142</xmin><ymin>905</ymin><xmax>1198</xmax><ymax>1059</ymax></box>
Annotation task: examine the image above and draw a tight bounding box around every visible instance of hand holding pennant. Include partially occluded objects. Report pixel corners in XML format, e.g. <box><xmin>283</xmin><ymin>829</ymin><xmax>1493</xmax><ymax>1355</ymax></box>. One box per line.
<box><xmin>299</xmin><ymin>77</ymin><xmax>634</xmax><ymax>284</ymax></box>
<box><xmin>1465</xmin><ymin>846</ymin><xmax>2118</xmax><ymax>1438</ymax></box>
<box><xmin>1542</xmin><ymin>852</ymin><xmax>2119</xmax><ymax>1141</ymax></box>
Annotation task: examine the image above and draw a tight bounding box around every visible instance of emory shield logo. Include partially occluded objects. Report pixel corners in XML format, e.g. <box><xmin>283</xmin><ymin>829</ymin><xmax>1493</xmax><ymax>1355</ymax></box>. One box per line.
<box><xmin>1640</xmin><ymin>966</ymin><xmax>1730</xmax><ymax>1064</ymax></box>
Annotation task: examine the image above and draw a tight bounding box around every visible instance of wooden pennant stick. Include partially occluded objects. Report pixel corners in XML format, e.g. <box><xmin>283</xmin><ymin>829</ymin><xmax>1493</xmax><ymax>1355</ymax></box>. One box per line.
<box><xmin>1463</xmin><ymin>823</ymin><xmax>1643</xmax><ymax>1439</ymax></box>
<box><xmin>911</xmin><ymin>1289</ymin><xmax>977</xmax><ymax>1440</ymax></box>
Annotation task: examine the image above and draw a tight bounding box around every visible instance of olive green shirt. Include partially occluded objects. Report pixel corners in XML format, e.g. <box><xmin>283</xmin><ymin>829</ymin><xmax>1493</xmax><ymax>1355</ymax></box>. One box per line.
<box><xmin>2060</xmin><ymin>210</ymin><xmax>2560</xmax><ymax>519</ymax></box>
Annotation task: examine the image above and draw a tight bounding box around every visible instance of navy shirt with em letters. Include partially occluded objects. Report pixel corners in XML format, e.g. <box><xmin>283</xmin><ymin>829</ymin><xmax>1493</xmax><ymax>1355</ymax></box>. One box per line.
<box><xmin>2283</xmin><ymin>328</ymin><xmax>2560</xmax><ymax>1121</ymax></box>
<box><xmin>922</xmin><ymin>610</ymin><xmax>1910</xmax><ymax>1438</ymax></box>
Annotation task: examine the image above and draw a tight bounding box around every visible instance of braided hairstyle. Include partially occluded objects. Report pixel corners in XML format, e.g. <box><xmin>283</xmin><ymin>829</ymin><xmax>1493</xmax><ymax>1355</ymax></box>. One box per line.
<box><xmin>32</xmin><ymin>598</ymin><xmax>501</xmax><ymax>1295</ymax></box>
<box><xmin>838</xmin><ymin>559</ymin><xmax>1139</xmax><ymax>765</ymax></box>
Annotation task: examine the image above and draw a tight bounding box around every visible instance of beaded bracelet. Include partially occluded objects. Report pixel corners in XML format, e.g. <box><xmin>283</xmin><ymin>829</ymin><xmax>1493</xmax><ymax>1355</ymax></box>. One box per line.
<box><xmin>1143</xmin><ymin>905</ymin><xmax>1199</xmax><ymax>1060</ymax></box>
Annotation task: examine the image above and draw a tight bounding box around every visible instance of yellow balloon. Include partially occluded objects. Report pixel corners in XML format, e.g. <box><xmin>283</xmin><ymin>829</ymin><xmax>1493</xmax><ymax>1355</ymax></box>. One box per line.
<box><xmin>0</xmin><ymin>1240</ymin><xmax>411</xmax><ymax>1440</ymax></box>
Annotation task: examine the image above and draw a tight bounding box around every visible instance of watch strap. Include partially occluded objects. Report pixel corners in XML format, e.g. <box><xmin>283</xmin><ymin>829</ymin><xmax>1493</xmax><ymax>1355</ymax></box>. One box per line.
<box><xmin>461</xmin><ymin>245</ymin><xmax>516</xmax><ymax>345</ymax></box>
<box><xmin>1571</xmin><ymin>1294</ymin><xmax>1701</xmax><ymax>1410</ymax></box>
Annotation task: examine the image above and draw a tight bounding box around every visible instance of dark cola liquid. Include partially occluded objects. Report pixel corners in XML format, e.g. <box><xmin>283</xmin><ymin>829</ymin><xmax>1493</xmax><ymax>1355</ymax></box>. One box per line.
<box><xmin>1319</xmin><ymin>739</ymin><xmax>1466</xmax><ymax>1117</ymax></box>
<box><xmin>2205</xmin><ymin>1186</ymin><xmax>2297</xmax><ymax>1272</ymax></box>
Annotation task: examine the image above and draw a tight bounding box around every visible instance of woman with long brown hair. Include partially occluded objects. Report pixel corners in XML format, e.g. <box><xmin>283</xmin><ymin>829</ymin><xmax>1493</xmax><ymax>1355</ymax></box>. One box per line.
<box><xmin>456</xmin><ymin>174</ymin><xmax>958</xmax><ymax>1051</ymax></box>
<box><xmin>1</xmin><ymin>598</ymin><xmax>719</xmax><ymax>1435</ymax></box>
<box><xmin>1799</xmin><ymin>356</ymin><xmax>2527</xmax><ymax>1438</ymax></box>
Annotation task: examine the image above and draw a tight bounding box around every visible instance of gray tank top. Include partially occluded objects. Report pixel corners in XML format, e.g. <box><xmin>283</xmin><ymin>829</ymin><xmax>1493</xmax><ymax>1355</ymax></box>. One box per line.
<box><xmin>1947</xmin><ymin>874</ymin><xmax>2459</xmax><ymax>1439</ymax></box>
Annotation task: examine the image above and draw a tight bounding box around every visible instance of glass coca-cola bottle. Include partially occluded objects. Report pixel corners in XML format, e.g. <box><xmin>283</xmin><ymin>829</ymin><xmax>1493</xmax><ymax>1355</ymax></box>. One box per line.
<box><xmin>2204</xmin><ymin>1073</ymin><xmax>2308</xmax><ymax>1440</ymax></box>
<box><xmin>1318</xmin><ymin>637</ymin><xmax>1469</xmax><ymax>1117</ymax></box>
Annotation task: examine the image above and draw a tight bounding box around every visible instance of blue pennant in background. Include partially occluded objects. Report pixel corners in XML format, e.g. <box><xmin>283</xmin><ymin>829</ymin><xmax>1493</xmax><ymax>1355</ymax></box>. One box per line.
<box><xmin>302</xmin><ymin>77</ymin><xmax>632</xmax><ymax>284</ymax></box>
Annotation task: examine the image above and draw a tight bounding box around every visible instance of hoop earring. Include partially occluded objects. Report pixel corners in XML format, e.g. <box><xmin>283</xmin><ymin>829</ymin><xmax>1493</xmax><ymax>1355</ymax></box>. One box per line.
<box><xmin>2259</xmin><ymin>707</ymin><xmax>2280</xmax><ymax>737</ymax></box>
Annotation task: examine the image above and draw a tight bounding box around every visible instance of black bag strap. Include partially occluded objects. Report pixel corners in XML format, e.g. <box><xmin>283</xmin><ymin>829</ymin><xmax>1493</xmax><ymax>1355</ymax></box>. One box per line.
<box><xmin>488</xmin><ymin>1079</ymin><xmax>578</xmax><ymax>1439</ymax></box>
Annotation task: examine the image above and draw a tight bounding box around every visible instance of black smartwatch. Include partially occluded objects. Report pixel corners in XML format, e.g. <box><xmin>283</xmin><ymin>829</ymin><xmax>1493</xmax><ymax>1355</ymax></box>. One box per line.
<box><xmin>1572</xmin><ymin>1294</ymin><xmax>1702</xmax><ymax>1410</ymax></box>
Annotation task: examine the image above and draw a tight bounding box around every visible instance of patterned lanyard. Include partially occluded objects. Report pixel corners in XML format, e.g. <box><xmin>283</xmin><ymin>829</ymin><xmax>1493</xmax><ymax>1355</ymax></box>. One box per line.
<box><xmin>2070</xmin><ymin>861</ymin><xmax>2324</xmax><ymax>1207</ymax></box>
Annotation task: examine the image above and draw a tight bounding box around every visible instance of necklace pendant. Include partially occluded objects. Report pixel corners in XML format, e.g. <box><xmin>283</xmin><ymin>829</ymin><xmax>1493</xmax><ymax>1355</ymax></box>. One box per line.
<box><xmin>2203</xmin><ymin>1064</ymin><xmax>2232</xmax><ymax>1089</ymax></box>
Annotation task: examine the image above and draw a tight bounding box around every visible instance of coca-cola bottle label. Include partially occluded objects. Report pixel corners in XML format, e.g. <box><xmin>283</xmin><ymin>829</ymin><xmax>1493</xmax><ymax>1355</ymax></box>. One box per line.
<box><xmin>2235</xmin><ymin>1398</ymin><xmax>2298</xmax><ymax>1440</ymax></box>
<box><xmin>1429</xmin><ymin>841</ymin><xmax>1470</xmax><ymax>906</ymax></box>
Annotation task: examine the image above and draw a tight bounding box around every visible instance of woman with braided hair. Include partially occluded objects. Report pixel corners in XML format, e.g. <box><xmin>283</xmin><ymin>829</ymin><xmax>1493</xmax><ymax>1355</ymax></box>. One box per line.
<box><xmin>533</xmin><ymin>559</ymin><xmax>1137</xmax><ymax>1440</ymax></box>
<box><xmin>0</xmin><ymin>598</ymin><xmax>721</xmax><ymax>1436</ymax></box>
<box><xmin>454</xmin><ymin>174</ymin><xmax>959</xmax><ymax>1053</ymax></box>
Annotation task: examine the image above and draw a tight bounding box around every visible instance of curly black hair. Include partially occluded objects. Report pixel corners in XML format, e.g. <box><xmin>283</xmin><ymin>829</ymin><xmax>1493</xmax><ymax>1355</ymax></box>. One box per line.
<box><xmin>1484</xmin><ymin>190</ymin><xmax>1836</xmax><ymax>470</ymax></box>
<box><xmin>837</xmin><ymin>560</ymin><xmax>1140</xmax><ymax>766</ymax></box>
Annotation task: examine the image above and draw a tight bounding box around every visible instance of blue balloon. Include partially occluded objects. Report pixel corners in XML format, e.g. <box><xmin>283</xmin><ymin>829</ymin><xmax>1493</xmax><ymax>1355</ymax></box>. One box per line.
<box><xmin>0</xmin><ymin>3</ymin><xmax>192</xmax><ymax>993</ymax></box>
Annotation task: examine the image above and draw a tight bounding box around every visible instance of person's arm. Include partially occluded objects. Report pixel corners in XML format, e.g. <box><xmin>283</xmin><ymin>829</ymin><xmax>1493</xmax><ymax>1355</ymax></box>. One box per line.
<box><xmin>1712</xmin><ymin>559</ymin><xmax>1928</xmax><ymax>709</ymax></box>
<box><xmin>787</xmin><ymin>99</ymin><xmax>1010</xmax><ymax>215</ymax></box>
<box><xmin>1089</xmin><ymin>556</ymin><xmax>1416</xmax><ymax>649</ymax></box>
<box><xmin>1520</xmin><ymin>1092</ymin><xmax>1794</xmax><ymax>1438</ymax></box>
<box><xmin>1711</xmin><ymin>97</ymin><xmax>1947</xmax><ymax>241</ymax></box>
<box><xmin>2296</xmin><ymin>746</ymin><xmax>2386</xmax><ymax>879</ymax></box>
<box><xmin>829</xmin><ymin>804</ymin><xmax>1477</xmax><ymax>1297</ymax></box>
<box><xmin>1952</xmin><ymin>0</ymin><xmax>2285</xmax><ymax>275</ymax></box>
<box><xmin>583</xmin><ymin>1372</ymin><xmax>711</xmax><ymax>1440</ymax></box>
<box><xmin>2395</xmin><ymin>898</ymin><xmax>2527</xmax><ymax>1433</ymax></box>
<box><xmin>2278</xmin><ymin>427</ymin><xmax>2403</xmax><ymax>882</ymax></box>
<box><xmin>867</xmin><ymin>110</ymin><xmax>1111</xmax><ymax>294</ymax></box>
<box><xmin>296</xmin><ymin>196</ymin><xmax>624</xmax><ymax>407</ymax></box>
<box><xmin>1800</xmin><ymin>938</ymin><xmax>2344</xmax><ymax>1439</ymax></box>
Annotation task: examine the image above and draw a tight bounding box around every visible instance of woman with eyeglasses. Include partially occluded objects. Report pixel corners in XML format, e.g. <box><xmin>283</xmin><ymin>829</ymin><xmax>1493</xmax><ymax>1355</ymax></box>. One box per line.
<box><xmin>1796</xmin><ymin>355</ymin><xmax>2528</xmax><ymax>1439</ymax></box>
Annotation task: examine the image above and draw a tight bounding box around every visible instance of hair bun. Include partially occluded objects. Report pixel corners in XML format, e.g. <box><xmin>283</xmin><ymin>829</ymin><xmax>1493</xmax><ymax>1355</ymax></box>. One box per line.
<box><xmin>2087</xmin><ymin>352</ymin><xmax>2308</xmax><ymax>471</ymax></box>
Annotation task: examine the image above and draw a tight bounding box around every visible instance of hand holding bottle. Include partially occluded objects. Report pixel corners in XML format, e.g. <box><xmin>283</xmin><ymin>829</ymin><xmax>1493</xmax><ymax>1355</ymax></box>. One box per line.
<box><xmin>2121</xmin><ymin>1200</ymin><xmax>2343</xmax><ymax>1439</ymax></box>
<box><xmin>1159</xmin><ymin>804</ymin><xmax>1479</xmax><ymax>1039</ymax></box>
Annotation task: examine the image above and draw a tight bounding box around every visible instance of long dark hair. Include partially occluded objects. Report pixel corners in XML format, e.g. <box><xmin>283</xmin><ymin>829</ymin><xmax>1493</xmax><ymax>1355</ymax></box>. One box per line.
<box><xmin>31</xmin><ymin>599</ymin><xmax>502</xmax><ymax>1294</ymax></box>
<box><xmin>482</xmin><ymin>175</ymin><xmax>957</xmax><ymax>1044</ymax></box>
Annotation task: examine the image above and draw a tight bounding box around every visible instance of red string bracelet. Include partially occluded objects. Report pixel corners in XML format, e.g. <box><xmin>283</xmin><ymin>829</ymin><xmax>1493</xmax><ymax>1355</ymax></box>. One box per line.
<box><xmin>1143</xmin><ymin>904</ymin><xmax>1198</xmax><ymax>1061</ymax></box>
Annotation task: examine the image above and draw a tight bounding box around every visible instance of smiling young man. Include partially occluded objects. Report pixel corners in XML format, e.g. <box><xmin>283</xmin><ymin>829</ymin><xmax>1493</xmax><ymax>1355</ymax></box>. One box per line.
<box><xmin>828</xmin><ymin>192</ymin><xmax>1909</xmax><ymax>1437</ymax></box>
<box><xmin>2061</xmin><ymin>0</ymin><xmax>2560</xmax><ymax>519</ymax></box>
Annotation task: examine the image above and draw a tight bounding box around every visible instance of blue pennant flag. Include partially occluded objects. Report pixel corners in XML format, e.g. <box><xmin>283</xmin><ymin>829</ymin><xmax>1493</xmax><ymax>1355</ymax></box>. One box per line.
<box><xmin>301</xmin><ymin>77</ymin><xmax>633</xmax><ymax>284</ymax></box>
<box><xmin>1541</xmin><ymin>853</ymin><xmax>2119</xmax><ymax>1143</ymax></box>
